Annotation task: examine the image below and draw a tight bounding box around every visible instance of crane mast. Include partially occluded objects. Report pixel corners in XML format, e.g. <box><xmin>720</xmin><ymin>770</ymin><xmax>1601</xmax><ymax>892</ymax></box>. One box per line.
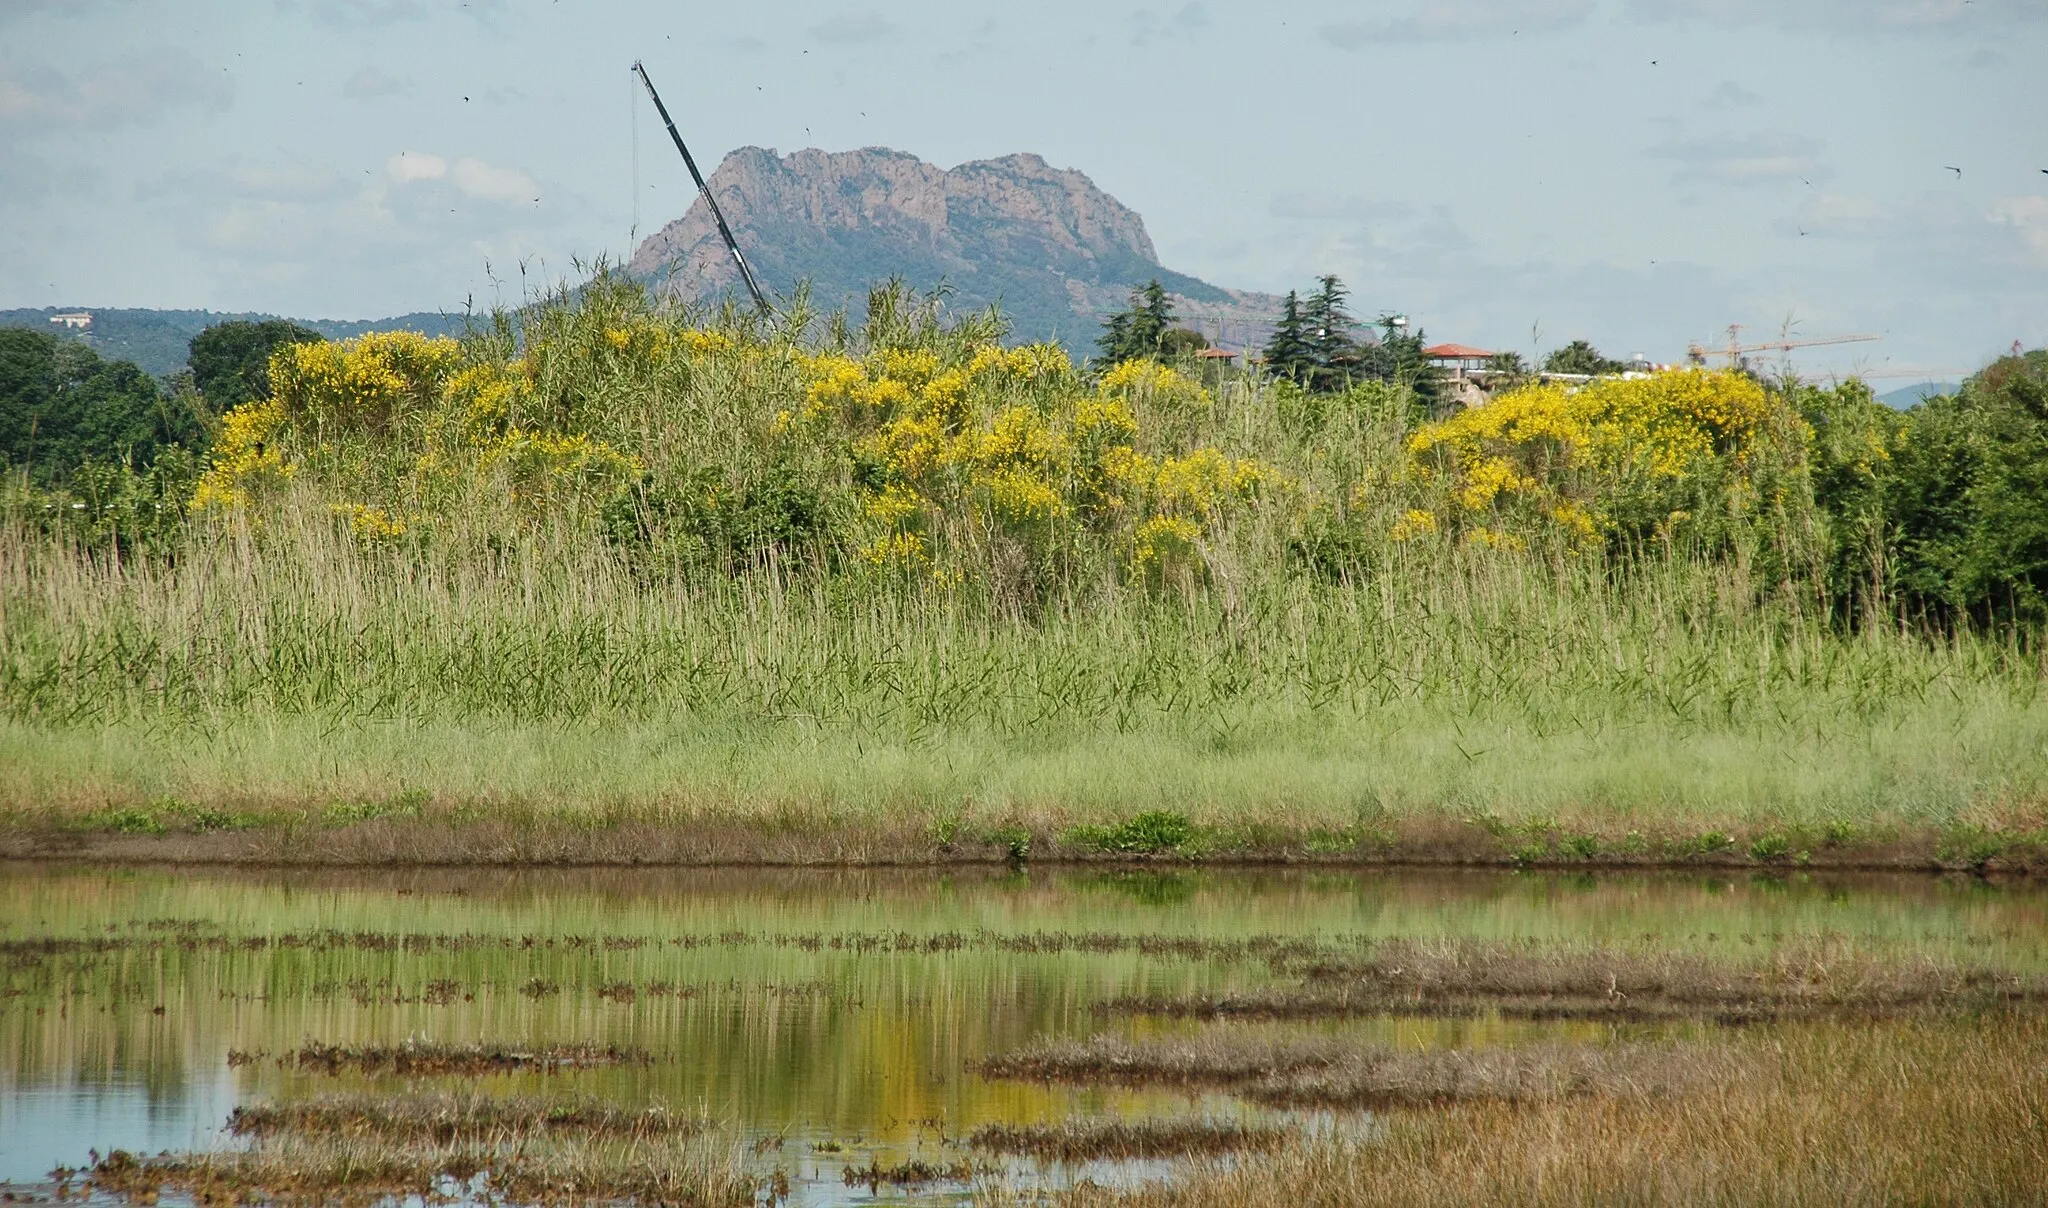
<box><xmin>631</xmin><ymin>61</ymin><xmax>771</xmax><ymax>317</ymax></box>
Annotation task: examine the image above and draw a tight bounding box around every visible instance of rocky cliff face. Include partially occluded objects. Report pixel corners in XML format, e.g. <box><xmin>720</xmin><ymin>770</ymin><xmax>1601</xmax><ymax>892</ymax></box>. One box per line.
<box><xmin>629</xmin><ymin>146</ymin><xmax>1274</xmax><ymax>349</ymax></box>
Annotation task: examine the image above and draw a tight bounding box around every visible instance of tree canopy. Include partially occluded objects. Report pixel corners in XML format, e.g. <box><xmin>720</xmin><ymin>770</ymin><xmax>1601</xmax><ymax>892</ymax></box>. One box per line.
<box><xmin>189</xmin><ymin>319</ymin><xmax>325</xmax><ymax>411</ymax></box>
<box><xmin>1542</xmin><ymin>339</ymin><xmax>1626</xmax><ymax>376</ymax></box>
<box><xmin>1095</xmin><ymin>280</ymin><xmax>1178</xmax><ymax>366</ymax></box>
<box><xmin>0</xmin><ymin>329</ymin><xmax>203</xmax><ymax>483</ymax></box>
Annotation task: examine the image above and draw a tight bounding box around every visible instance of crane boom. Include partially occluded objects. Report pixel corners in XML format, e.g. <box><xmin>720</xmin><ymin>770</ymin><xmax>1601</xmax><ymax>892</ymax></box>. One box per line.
<box><xmin>1687</xmin><ymin>325</ymin><xmax>1881</xmax><ymax>368</ymax></box>
<box><xmin>631</xmin><ymin>60</ymin><xmax>771</xmax><ymax>317</ymax></box>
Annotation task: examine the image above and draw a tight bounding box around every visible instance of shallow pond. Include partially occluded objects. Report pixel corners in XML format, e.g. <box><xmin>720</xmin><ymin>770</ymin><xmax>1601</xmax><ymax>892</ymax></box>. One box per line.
<box><xmin>1</xmin><ymin>863</ymin><xmax>2042</xmax><ymax>1204</ymax></box>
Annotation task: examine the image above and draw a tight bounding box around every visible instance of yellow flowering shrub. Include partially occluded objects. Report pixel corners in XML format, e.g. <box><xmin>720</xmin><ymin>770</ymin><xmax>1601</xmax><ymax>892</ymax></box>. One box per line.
<box><xmin>1407</xmin><ymin>369</ymin><xmax>1775</xmax><ymax>548</ymax></box>
<box><xmin>189</xmin><ymin>399</ymin><xmax>293</xmax><ymax>513</ymax></box>
<box><xmin>269</xmin><ymin>331</ymin><xmax>463</xmax><ymax>436</ymax></box>
<box><xmin>480</xmin><ymin>430</ymin><xmax>642</xmax><ymax>509</ymax></box>
<box><xmin>331</xmin><ymin>502</ymin><xmax>407</xmax><ymax>543</ymax></box>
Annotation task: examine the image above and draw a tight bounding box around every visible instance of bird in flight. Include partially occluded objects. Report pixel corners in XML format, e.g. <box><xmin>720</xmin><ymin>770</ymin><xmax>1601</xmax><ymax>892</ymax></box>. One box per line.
<box><xmin>1944</xmin><ymin>165</ymin><xmax>1962</xmax><ymax>178</ymax></box>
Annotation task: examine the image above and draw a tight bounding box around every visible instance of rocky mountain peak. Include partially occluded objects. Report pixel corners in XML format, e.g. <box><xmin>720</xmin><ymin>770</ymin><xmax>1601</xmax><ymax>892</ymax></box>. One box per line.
<box><xmin>627</xmin><ymin>145</ymin><xmax>1272</xmax><ymax>348</ymax></box>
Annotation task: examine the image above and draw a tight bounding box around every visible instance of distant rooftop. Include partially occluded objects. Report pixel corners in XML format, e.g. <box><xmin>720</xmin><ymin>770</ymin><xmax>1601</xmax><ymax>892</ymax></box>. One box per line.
<box><xmin>1424</xmin><ymin>343</ymin><xmax>1495</xmax><ymax>360</ymax></box>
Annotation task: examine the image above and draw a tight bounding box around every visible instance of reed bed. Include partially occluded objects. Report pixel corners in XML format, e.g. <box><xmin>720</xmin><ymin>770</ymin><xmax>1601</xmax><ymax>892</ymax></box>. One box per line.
<box><xmin>85</xmin><ymin>1126</ymin><xmax>753</xmax><ymax>1207</ymax></box>
<box><xmin>1103</xmin><ymin>938</ymin><xmax>2048</xmax><ymax>1023</ymax></box>
<box><xmin>968</xmin><ymin>1119</ymin><xmax>1293</xmax><ymax>1160</ymax></box>
<box><xmin>977</xmin><ymin>1030</ymin><xmax>1709</xmax><ymax>1108</ymax></box>
<box><xmin>247</xmin><ymin>1040</ymin><xmax>650</xmax><ymax>1077</ymax></box>
<box><xmin>5</xmin><ymin>499</ymin><xmax>2047</xmax><ymax>863</ymax></box>
<box><xmin>227</xmin><ymin>1094</ymin><xmax>709</xmax><ymax>1142</ymax></box>
<box><xmin>1034</xmin><ymin>1014</ymin><xmax>2048</xmax><ymax>1207</ymax></box>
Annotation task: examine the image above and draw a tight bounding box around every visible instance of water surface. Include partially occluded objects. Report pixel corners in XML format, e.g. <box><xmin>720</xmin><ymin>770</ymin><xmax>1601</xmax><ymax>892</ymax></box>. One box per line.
<box><xmin>2</xmin><ymin>863</ymin><xmax>2040</xmax><ymax>1203</ymax></box>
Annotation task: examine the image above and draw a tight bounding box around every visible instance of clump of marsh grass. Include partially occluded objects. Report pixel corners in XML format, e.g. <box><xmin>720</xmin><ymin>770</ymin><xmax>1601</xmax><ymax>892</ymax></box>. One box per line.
<box><xmin>968</xmin><ymin>1119</ymin><xmax>1294</xmax><ymax>1160</ymax></box>
<box><xmin>1036</xmin><ymin>1014</ymin><xmax>2048</xmax><ymax>1207</ymax></box>
<box><xmin>87</xmin><ymin>1125</ymin><xmax>754</xmax><ymax>1207</ymax></box>
<box><xmin>1104</xmin><ymin>938</ymin><xmax>2048</xmax><ymax>1023</ymax></box>
<box><xmin>976</xmin><ymin>1029</ymin><xmax>1711</xmax><ymax>1108</ymax></box>
<box><xmin>227</xmin><ymin>1094</ymin><xmax>708</xmax><ymax>1142</ymax></box>
<box><xmin>270</xmin><ymin>1040</ymin><xmax>649</xmax><ymax>1077</ymax></box>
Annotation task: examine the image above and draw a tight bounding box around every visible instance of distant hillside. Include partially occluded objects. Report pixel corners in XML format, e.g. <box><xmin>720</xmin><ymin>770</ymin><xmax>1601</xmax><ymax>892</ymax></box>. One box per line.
<box><xmin>629</xmin><ymin>146</ymin><xmax>1278</xmax><ymax>351</ymax></box>
<box><xmin>1878</xmin><ymin>381</ymin><xmax>1960</xmax><ymax>409</ymax></box>
<box><xmin>0</xmin><ymin>307</ymin><xmax>474</xmax><ymax>379</ymax></box>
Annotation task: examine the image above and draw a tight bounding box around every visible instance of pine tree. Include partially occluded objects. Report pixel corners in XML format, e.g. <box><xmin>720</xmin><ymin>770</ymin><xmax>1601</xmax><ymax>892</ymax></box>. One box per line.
<box><xmin>1094</xmin><ymin>280</ymin><xmax>1177</xmax><ymax>365</ymax></box>
<box><xmin>1263</xmin><ymin>291</ymin><xmax>1314</xmax><ymax>383</ymax></box>
<box><xmin>1301</xmin><ymin>274</ymin><xmax>1359</xmax><ymax>392</ymax></box>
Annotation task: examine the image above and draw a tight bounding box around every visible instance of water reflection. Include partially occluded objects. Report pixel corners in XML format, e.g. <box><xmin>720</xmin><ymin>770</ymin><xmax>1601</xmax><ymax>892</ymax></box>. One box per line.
<box><xmin>1</xmin><ymin>863</ymin><xmax>2041</xmax><ymax>1202</ymax></box>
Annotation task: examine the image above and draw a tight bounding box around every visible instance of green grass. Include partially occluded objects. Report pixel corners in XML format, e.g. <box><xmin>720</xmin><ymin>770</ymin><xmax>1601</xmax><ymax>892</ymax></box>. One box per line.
<box><xmin>3</xmin><ymin>505</ymin><xmax>2045</xmax><ymax>865</ymax></box>
<box><xmin>3</xmin><ymin>280</ymin><xmax>2044</xmax><ymax>864</ymax></box>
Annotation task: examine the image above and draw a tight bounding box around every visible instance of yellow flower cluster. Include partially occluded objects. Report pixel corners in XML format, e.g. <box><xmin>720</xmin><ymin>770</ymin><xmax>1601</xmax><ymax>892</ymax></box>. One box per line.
<box><xmin>270</xmin><ymin>331</ymin><xmax>463</xmax><ymax>436</ymax></box>
<box><xmin>190</xmin><ymin>398</ymin><xmax>293</xmax><ymax>513</ymax></box>
<box><xmin>1405</xmin><ymin>369</ymin><xmax>1771</xmax><ymax>547</ymax></box>
<box><xmin>1133</xmin><ymin>514</ymin><xmax>1202</xmax><ymax>568</ymax></box>
<box><xmin>480</xmin><ymin>429</ymin><xmax>643</xmax><ymax>507</ymax></box>
<box><xmin>331</xmin><ymin>502</ymin><xmax>407</xmax><ymax>543</ymax></box>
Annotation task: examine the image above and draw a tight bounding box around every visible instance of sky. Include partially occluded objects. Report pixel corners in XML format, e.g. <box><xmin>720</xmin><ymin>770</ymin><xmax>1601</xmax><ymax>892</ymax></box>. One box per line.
<box><xmin>2</xmin><ymin>0</ymin><xmax>2044</xmax><ymax>379</ymax></box>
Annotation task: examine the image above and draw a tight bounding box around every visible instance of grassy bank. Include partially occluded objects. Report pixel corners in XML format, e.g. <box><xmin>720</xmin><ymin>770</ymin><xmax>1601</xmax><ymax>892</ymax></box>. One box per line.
<box><xmin>4</xmin><ymin>530</ymin><xmax>2043</xmax><ymax>867</ymax></box>
<box><xmin>4</xmin><ymin>280</ymin><xmax>2046</xmax><ymax>866</ymax></box>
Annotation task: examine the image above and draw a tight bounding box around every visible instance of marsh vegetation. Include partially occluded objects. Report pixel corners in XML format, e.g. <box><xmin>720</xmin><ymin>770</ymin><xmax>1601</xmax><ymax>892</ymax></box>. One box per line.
<box><xmin>2</xmin><ymin>864</ymin><xmax>2043</xmax><ymax>1205</ymax></box>
<box><xmin>5</xmin><ymin>280</ymin><xmax>2048</xmax><ymax>866</ymax></box>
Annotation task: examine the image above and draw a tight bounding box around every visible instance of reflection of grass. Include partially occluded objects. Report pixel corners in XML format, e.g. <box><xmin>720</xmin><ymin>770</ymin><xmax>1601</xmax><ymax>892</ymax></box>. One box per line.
<box><xmin>1043</xmin><ymin>1014</ymin><xmax>2048</xmax><ymax>1207</ymax></box>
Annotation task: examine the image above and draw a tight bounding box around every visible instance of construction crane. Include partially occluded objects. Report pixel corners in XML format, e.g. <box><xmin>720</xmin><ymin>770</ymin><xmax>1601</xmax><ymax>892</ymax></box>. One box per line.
<box><xmin>1686</xmin><ymin>324</ymin><xmax>1880</xmax><ymax>370</ymax></box>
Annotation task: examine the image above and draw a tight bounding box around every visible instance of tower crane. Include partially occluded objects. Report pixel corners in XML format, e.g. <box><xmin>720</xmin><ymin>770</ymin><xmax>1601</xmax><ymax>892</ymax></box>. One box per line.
<box><xmin>1686</xmin><ymin>325</ymin><xmax>1881</xmax><ymax>370</ymax></box>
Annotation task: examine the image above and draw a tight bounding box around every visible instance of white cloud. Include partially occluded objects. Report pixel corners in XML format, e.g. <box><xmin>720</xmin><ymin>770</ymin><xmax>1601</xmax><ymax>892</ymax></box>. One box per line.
<box><xmin>278</xmin><ymin>0</ymin><xmax>507</xmax><ymax>26</ymax></box>
<box><xmin>809</xmin><ymin>12</ymin><xmax>895</xmax><ymax>43</ymax></box>
<box><xmin>341</xmin><ymin>66</ymin><xmax>412</xmax><ymax>100</ymax></box>
<box><xmin>386</xmin><ymin>151</ymin><xmax>448</xmax><ymax>184</ymax></box>
<box><xmin>385</xmin><ymin>151</ymin><xmax>536</xmax><ymax>204</ymax></box>
<box><xmin>1322</xmin><ymin>0</ymin><xmax>1594</xmax><ymax>46</ymax></box>
<box><xmin>450</xmin><ymin>157</ymin><xmax>536</xmax><ymax>204</ymax></box>
<box><xmin>0</xmin><ymin>50</ymin><xmax>231</xmax><ymax>135</ymax></box>
<box><xmin>1651</xmin><ymin>133</ymin><xmax>1824</xmax><ymax>185</ymax></box>
<box><xmin>1990</xmin><ymin>196</ymin><xmax>2048</xmax><ymax>264</ymax></box>
<box><xmin>1629</xmin><ymin>0</ymin><xmax>2030</xmax><ymax>31</ymax></box>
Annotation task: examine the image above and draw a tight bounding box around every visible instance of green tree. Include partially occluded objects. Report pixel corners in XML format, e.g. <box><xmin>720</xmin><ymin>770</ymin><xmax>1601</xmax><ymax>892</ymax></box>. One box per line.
<box><xmin>1158</xmin><ymin>327</ymin><xmax>1210</xmax><ymax>357</ymax></box>
<box><xmin>189</xmin><ymin>319</ymin><xmax>324</xmax><ymax>411</ymax></box>
<box><xmin>1262</xmin><ymin>291</ymin><xmax>1314</xmax><ymax>383</ymax></box>
<box><xmin>0</xmin><ymin>329</ymin><xmax>203</xmax><ymax>483</ymax></box>
<box><xmin>1541</xmin><ymin>339</ymin><xmax>1625</xmax><ymax>376</ymax></box>
<box><xmin>1881</xmin><ymin>350</ymin><xmax>2048</xmax><ymax>625</ymax></box>
<box><xmin>1094</xmin><ymin>280</ymin><xmax>1177</xmax><ymax>365</ymax></box>
<box><xmin>1301</xmin><ymin>275</ymin><xmax>1362</xmax><ymax>392</ymax></box>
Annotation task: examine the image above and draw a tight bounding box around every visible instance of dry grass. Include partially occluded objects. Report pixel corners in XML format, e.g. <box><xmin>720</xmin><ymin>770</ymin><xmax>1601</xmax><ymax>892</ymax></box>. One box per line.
<box><xmin>968</xmin><ymin>1119</ymin><xmax>1294</xmax><ymax>1160</ymax></box>
<box><xmin>86</xmin><ymin>1132</ymin><xmax>753</xmax><ymax>1208</ymax></box>
<box><xmin>227</xmin><ymin>1094</ymin><xmax>708</xmax><ymax>1142</ymax></box>
<box><xmin>243</xmin><ymin>1040</ymin><xmax>650</xmax><ymax>1077</ymax></box>
<box><xmin>1030</xmin><ymin>1014</ymin><xmax>2048</xmax><ymax>1208</ymax></box>
<box><xmin>977</xmin><ymin>1029</ymin><xmax>1709</xmax><ymax>1109</ymax></box>
<box><xmin>1104</xmin><ymin>938</ymin><xmax>2048</xmax><ymax>1024</ymax></box>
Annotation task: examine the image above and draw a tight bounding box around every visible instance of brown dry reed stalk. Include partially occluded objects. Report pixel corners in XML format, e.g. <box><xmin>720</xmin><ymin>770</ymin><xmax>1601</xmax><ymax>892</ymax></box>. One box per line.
<box><xmin>87</xmin><ymin>1126</ymin><xmax>753</xmax><ymax>1208</ymax></box>
<box><xmin>1103</xmin><ymin>938</ymin><xmax>2048</xmax><ymax>1024</ymax></box>
<box><xmin>976</xmin><ymin>1029</ymin><xmax>1712</xmax><ymax>1109</ymax></box>
<box><xmin>269</xmin><ymin>1040</ymin><xmax>649</xmax><ymax>1077</ymax></box>
<box><xmin>968</xmin><ymin>1119</ymin><xmax>1295</xmax><ymax>1160</ymax></box>
<box><xmin>1029</xmin><ymin>1014</ymin><xmax>2048</xmax><ymax>1208</ymax></box>
<box><xmin>227</xmin><ymin>1094</ymin><xmax>709</xmax><ymax>1142</ymax></box>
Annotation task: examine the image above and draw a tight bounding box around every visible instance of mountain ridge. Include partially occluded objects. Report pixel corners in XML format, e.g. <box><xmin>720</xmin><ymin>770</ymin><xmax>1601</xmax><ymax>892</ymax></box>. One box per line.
<box><xmin>629</xmin><ymin>145</ymin><xmax>1277</xmax><ymax>349</ymax></box>
<box><xmin>0</xmin><ymin>307</ymin><xmax>472</xmax><ymax>380</ymax></box>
